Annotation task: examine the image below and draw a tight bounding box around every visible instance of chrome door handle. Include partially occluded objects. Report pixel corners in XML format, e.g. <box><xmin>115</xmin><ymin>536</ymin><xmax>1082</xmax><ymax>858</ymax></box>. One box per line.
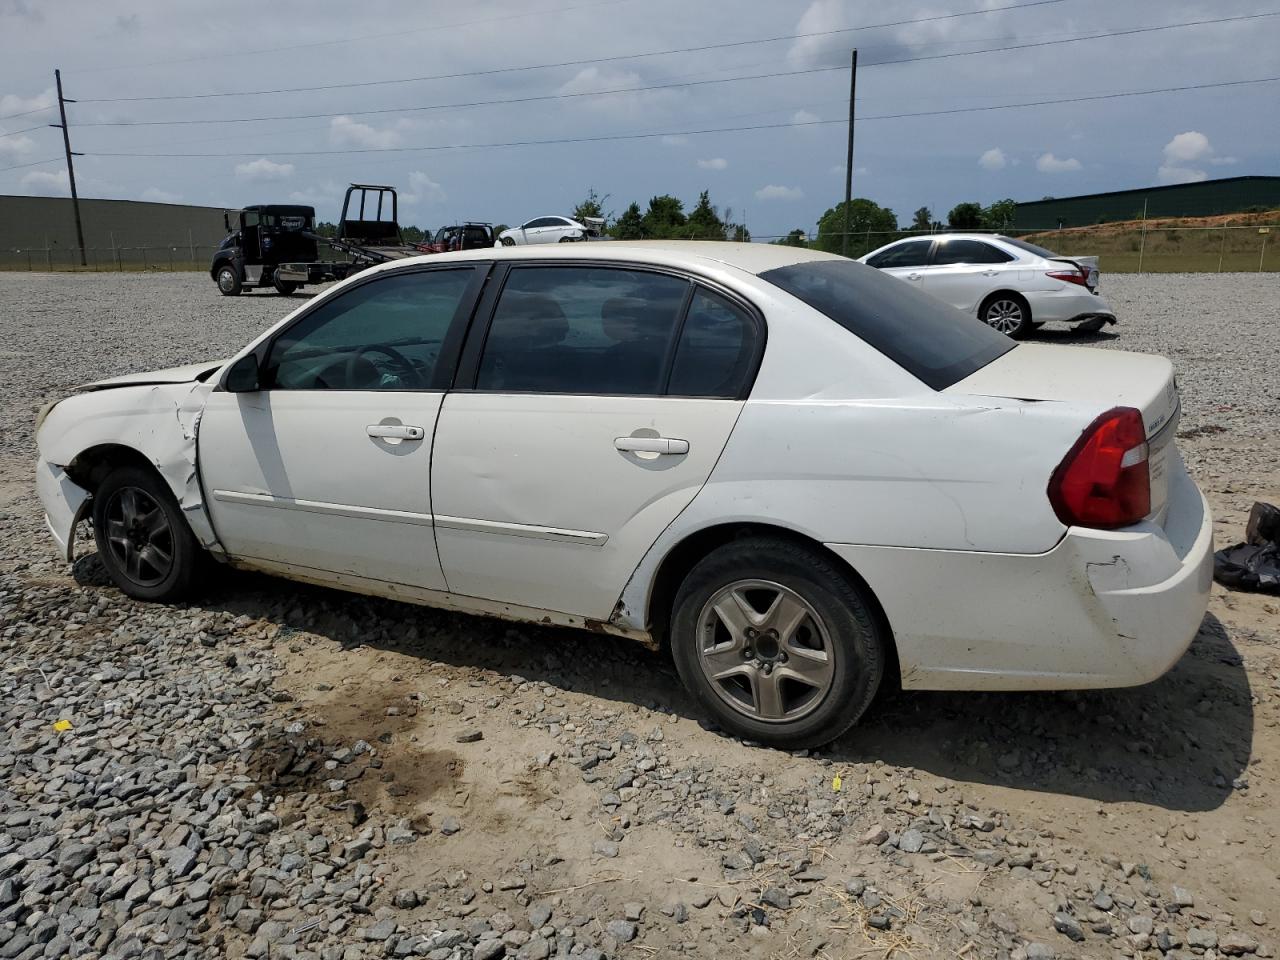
<box><xmin>906</xmin><ymin>272</ymin><xmax>922</xmax><ymax>280</ymax></box>
<box><xmin>615</xmin><ymin>436</ymin><xmax>690</xmax><ymax>455</ymax></box>
<box><xmin>367</xmin><ymin>424</ymin><xmax>425</xmax><ymax>440</ymax></box>
<box><xmin>982</xmin><ymin>269</ymin><xmax>999</xmax><ymax>277</ymax></box>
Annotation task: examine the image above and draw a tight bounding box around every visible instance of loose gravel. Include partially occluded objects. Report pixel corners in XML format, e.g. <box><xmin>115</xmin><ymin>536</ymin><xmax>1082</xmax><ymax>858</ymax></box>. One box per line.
<box><xmin>1</xmin><ymin>270</ymin><xmax>1278</xmax><ymax>960</ymax></box>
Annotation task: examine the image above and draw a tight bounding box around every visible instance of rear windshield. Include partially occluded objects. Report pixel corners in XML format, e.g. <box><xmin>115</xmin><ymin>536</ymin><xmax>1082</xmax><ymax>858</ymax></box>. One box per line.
<box><xmin>761</xmin><ymin>259</ymin><xmax>1014</xmax><ymax>390</ymax></box>
<box><xmin>1000</xmin><ymin>236</ymin><xmax>1059</xmax><ymax>259</ymax></box>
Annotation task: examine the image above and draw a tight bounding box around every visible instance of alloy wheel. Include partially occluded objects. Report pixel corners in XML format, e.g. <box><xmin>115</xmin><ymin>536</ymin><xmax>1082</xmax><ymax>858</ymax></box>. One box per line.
<box><xmin>695</xmin><ymin>579</ymin><xmax>836</xmax><ymax>723</ymax></box>
<box><xmin>984</xmin><ymin>299</ymin><xmax>1024</xmax><ymax>334</ymax></box>
<box><xmin>103</xmin><ymin>486</ymin><xmax>175</xmax><ymax>588</ymax></box>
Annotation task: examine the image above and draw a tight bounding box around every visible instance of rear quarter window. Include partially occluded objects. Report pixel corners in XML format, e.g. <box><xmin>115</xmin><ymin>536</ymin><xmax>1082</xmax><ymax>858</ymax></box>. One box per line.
<box><xmin>760</xmin><ymin>259</ymin><xmax>1014</xmax><ymax>390</ymax></box>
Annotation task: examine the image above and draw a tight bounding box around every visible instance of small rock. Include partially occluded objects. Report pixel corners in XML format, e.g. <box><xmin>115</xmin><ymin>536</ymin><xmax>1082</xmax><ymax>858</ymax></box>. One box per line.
<box><xmin>592</xmin><ymin>840</ymin><xmax>620</xmax><ymax>859</ymax></box>
<box><xmin>607</xmin><ymin>920</ymin><xmax>637</xmax><ymax>943</ymax></box>
<box><xmin>1188</xmin><ymin>927</ymin><xmax>1218</xmax><ymax>950</ymax></box>
<box><xmin>761</xmin><ymin>887</ymin><xmax>791</xmax><ymax>910</ymax></box>
<box><xmin>1025</xmin><ymin>944</ymin><xmax>1056</xmax><ymax>960</ymax></box>
<box><xmin>456</xmin><ymin>729</ymin><xmax>484</xmax><ymax>743</ymax></box>
<box><xmin>861</xmin><ymin>825</ymin><xmax>889</xmax><ymax>846</ymax></box>
<box><xmin>1172</xmin><ymin>886</ymin><xmax>1195</xmax><ymax>908</ymax></box>
<box><xmin>1053</xmin><ymin>913</ymin><xmax>1085</xmax><ymax>942</ymax></box>
<box><xmin>898</xmin><ymin>829</ymin><xmax>925</xmax><ymax>854</ymax></box>
<box><xmin>1221</xmin><ymin>932</ymin><xmax>1261</xmax><ymax>955</ymax></box>
<box><xmin>440</xmin><ymin>816</ymin><xmax>461</xmax><ymax>836</ymax></box>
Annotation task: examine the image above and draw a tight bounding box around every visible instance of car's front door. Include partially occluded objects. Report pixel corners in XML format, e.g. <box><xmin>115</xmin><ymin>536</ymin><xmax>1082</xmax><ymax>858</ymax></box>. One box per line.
<box><xmin>922</xmin><ymin>238</ymin><xmax>1017</xmax><ymax>313</ymax></box>
<box><xmin>198</xmin><ymin>264</ymin><xmax>487</xmax><ymax>589</ymax></box>
<box><xmin>867</xmin><ymin>238</ymin><xmax>933</xmax><ymax>285</ymax></box>
<box><xmin>519</xmin><ymin>218</ymin><xmax>555</xmax><ymax>244</ymax></box>
<box><xmin>430</xmin><ymin>263</ymin><xmax>763</xmax><ymax>619</ymax></box>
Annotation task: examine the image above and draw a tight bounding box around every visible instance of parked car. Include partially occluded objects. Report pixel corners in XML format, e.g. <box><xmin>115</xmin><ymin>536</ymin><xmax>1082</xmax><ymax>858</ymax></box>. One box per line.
<box><xmin>35</xmin><ymin>242</ymin><xmax>1210</xmax><ymax>748</ymax></box>
<box><xmin>859</xmin><ymin>233</ymin><xmax>1116</xmax><ymax>338</ymax></box>
<box><xmin>416</xmin><ymin>223</ymin><xmax>495</xmax><ymax>254</ymax></box>
<box><xmin>496</xmin><ymin>216</ymin><xmax>598</xmax><ymax>246</ymax></box>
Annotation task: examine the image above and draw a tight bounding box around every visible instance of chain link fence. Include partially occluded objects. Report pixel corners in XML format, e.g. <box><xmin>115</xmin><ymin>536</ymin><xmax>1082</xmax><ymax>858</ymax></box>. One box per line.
<box><xmin>2</xmin><ymin>224</ymin><xmax>1275</xmax><ymax>273</ymax></box>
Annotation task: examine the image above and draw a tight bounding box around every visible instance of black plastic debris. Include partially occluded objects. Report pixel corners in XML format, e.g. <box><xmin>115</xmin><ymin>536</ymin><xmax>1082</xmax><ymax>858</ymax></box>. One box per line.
<box><xmin>1213</xmin><ymin>501</ymin><xmax>1280</xmax><ymax>593</ymax></box>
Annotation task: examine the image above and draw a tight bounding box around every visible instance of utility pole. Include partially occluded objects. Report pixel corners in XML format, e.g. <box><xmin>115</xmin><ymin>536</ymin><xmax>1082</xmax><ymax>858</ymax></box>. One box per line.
<box><xmin>51</xmin><ymin>68</ymin><xmax>87</xmax><ymax>267</ymax></box>
<box><xmin>841</xmin><ymin>48</ymin><xmax>857</xmax><ymax>257</ymax></box>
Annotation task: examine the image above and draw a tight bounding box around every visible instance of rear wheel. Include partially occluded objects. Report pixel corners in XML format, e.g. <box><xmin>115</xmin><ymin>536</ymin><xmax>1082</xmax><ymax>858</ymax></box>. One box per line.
<box><xmin>273</xmin><ymin>276</ymin><xmax>300</xmax><ymax>296</ymax></box>
<box><xmin>215</xmin><ymin>264</ymin><xmax>242</xmax><ymax>296</ymax></box>
<box><xmin>670</xmin><ymin>537</ymin><xmax>886</xmax><ymax>749</ymax></box>
<box><xmin>92</xmin><ymin>466</ymin><xmax>200</xmax><ymax>602</ymax></box>
<box><xmin>979</xmin><ymin>293</ymin><xmax>1031</xmax><ymax>338</ymax></box>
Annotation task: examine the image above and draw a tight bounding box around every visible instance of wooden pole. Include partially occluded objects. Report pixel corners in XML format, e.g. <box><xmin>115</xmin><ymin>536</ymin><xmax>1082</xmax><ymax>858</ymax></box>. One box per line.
<box><xmin>52</xmin><ymin>69</ymin><xmax>87</xmax><ymax>267</ymax></box>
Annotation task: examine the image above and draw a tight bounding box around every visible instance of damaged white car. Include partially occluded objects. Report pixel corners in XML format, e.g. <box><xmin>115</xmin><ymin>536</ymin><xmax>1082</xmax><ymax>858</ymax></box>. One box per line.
<box><xmin>35</xmin><ymin>242</ymin><xmax>1213</xmax><ymax>748</ymax></box>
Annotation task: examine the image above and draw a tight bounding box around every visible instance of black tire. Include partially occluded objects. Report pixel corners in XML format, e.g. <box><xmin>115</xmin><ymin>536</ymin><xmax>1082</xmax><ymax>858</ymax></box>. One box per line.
<box><xmin>215</xmin><ymin>264</ymin><xmax>242</xmax><ymax>297</ymax></box>
<box><xmin>91</xmin><ymin>466</ymin><xmax>201</xmax><ymax>602</ymax></box>
<box><xmin>500</xmin><ymin>236</ymin><xmax>516</xmax><ymax>247</ymax></box>
<box><xmin>670</xmin><ymin>537</ymin><xmax>886</xmax><ymax>749</ymax></box>
<box><xmin>979</xmin><ymin>292</ymin><xmax>1032</xmax><ymax>339</ymax></box>
<box><xmin>1073</xmin><ymin>316</ymin><xmax>1106</xmax><ymax>334</ymax></box>
<box><xmin>558</xmin><ymin>236</ymin><xmax>575</xmax><ymax>243</ymax></box>
<box><xmin>273</xmin><ymin>276</ymin><xmax>300</xmax><ymax>296</ymax></box>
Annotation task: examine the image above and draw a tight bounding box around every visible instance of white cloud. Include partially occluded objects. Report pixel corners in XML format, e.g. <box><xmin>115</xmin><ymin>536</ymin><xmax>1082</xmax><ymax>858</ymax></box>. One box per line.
<box><xmin>792</xmin><ymin>109</ymin><xmax>819</xmax><ymax>126</ymax></box>
<box><xmin>556</xmin><ymin>66</ymin><xmax>682</xmax><ymax>118</ymax></box>
<box><xmin>0</xmin><ymin>87</ymin><xmax>55</xmax><ymax>118</ymax></box>
<box><xmin>1209</xmin><ymin>156</ymin><xmax>1238</xmax><ymax>166</ymax></box>
<box><xmin>787</xmin><ymin>0</ymin><xmax>846</xmax><ymax>67</ymax></box>
<box><xmin>329</xmin><ymin>115</ymin><xmax>404</xmax><ymax>150</ymax></box>
<box><xmin>1162</xmin><ymin>131</ymin><xmax>1212</xmax><ymax>164</ymax></box>
<box><xmin>979</xmin><ymin>147</ymin><xmax>1007</xmax><ymax>171</ymax></box>
<box><xmin>20</xmin><ymin>167</ymin><xmax>69</xmax><ymax>196</ymax></box>
<box><xmin>140</xmin><ymin>187</ymin><xmax>183</xmax><ymax>204</ymax></box>
<box><xmin>755</xmin><ymin>184</ymin><xmax>804</xmax><ymax>201</ymax></box>
<box><xmin>1036</xmin><ymin>152</ymin><xmax>1082</xmax><ymax>174</ymax></box>
<box><xmin>234</xmin><ymin>157</ymin><xmax>295</xmax><ymax>181</ymax></box>
<box><xmin>697</xmin><ymin>157</ymin><xmax>728</xmax><ymax>171</ymax></box>
<box><xmin>0</xmin><ymin>127</ymin><xmax>35</xmax><ymax>158</ymax></box>
<box><xmin>1157</xmin><ymin>165</ymin><xmax>1209</xmax><ymax>185</ymax></box>
<box><xmin>401</xmin><ymin>170</ymin><xmax>445</xmax><ymax>206</ymax></box>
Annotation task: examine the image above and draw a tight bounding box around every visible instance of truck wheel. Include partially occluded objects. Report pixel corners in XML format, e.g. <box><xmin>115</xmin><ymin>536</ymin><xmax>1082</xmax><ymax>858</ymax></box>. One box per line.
<box><xmin>273</xmin><ymin>277</ymin><xmax>300</xmax><ymax>296</ymax></box>
<box><xmin>216</xmin><ymin>265</ymin><xmax>242</xmax><ymax>296</ymax></box>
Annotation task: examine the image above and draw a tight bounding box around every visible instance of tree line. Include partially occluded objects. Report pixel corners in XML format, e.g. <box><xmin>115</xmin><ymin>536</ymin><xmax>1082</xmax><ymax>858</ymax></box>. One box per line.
<box><xmin>772</xmin><ymin>197</ymin><xmax>1019</xmax><ymax>255</ymax></box>
<box><xmin>571</xmin><ymin>188</ymin><xmax>750</xmax><ymax>242</ymax></box>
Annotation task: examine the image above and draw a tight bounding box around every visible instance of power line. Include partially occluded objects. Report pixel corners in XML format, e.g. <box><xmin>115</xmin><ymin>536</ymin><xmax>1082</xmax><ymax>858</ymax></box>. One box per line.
<box><xmin>0</xmin><ymin>104</ymin><xmax>55</xmax><ymax>123</ymax></box>
<box><xmin>0</xmin><ymin>125</ymin><xmax>47</xmax><ymax>139</ymax></box>
<box><xmin>0</xmin><ymin>156</ymin><xmax>63</xmax><ymax>173</ymax></box>
<box><xmin>75</xmin><ymin>0</ymin><xmax>1068</xmax><ymax>104</ymax></box>
<box><xmin>84</xmin><ymin>76</ymin><xmax>1280</xmax><ymax>161</ymax></box>
<box><xmin>72</xmin><ymin>11</ymin><xmax>1280</xmax><ymax>129</ymax></box>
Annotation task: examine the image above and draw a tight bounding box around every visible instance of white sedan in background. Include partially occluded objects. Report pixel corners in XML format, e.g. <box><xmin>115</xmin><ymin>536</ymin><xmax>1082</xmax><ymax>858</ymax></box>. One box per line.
<box><xmin>35</xmin><ymin>242</ymin><xmax>1209</xmax><ymax>749</ymax></box>
<box><xmin>496</xmin><ymin>216</ymin><xmax>592</xmax><ymax>246</ymax></box>
<box><xmin>860</xmin><ymin>233</ymin><xmax>1117</xmax><ymax>338</ymax></box>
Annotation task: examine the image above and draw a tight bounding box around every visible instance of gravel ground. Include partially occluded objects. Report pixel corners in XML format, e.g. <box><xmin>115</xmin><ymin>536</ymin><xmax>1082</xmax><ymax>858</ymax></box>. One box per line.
<box><xmin>1</xmin><ymin>271</ymin><xmax>1278</xmax><ymax>960</ymax></box>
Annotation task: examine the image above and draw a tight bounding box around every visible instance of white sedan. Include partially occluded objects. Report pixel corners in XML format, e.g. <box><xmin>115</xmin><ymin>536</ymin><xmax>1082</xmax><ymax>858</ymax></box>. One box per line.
<box><xmin>860</xmin><ymin>233</ymin><xmax>1117</xmax><ymax>338</ymax></box>
<box><xmin>496</xmin><ymin>216</ymin><xmax>590</xmax><ymax>246</ymax></box>
<box><xmin>35</xmin><ymin>242</ymin><xmax>1211</xmax><ymax>748</ymax></box>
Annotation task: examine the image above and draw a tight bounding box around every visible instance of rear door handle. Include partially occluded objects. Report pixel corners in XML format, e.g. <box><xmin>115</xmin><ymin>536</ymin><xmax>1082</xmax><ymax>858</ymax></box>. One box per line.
<box><xmin>614</xmin><ymin>436</ymin><xmax>689</xmax><ymax>455</ymax></box>
<box><xmin>906</xmin><ymin>272</ymin><xmax>922</xmax><ymax>281</ymax></box>
<box><xmin>982</xmin><ymin>269</ymin><xmax>1000</xmax><ymax>277</ymax></box>
<box><xmin>367</xmin><ymin>424</ymin><xmax>425</xmax><ymax>440</ymax></box>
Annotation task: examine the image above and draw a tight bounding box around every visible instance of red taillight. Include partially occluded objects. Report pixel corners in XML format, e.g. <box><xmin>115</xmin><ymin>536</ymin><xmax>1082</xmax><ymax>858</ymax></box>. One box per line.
<box><xmin>1046</xmin><ymin>269</ymin><xmax>1089</xmax><ymax>286</ymax></box>
<box><xmin>1048</xmin><ymin>407</ymin><xmax>1150</xmax><ymax>529</ymax></box>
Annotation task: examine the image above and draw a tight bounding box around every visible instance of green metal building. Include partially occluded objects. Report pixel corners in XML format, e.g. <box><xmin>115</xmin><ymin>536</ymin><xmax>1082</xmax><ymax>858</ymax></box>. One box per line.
<box><xmin>1012</xmin><ymin>175</ymin><xmax>1280</xmax><ymax>230</ymax></box>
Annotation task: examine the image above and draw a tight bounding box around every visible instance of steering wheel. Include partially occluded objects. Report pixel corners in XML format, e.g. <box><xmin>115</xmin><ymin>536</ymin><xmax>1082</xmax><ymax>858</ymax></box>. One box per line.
<box><xmin>343</xmin><ymin>344</ymin><xmax>425</xmax><ymax>389</ymax></box>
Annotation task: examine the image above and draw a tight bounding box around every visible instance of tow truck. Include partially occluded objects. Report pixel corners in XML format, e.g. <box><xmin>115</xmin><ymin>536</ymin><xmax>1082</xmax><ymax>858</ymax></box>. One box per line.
<box><xmin>210</xmin><ymin>184</ymin><xmax>420</xmax><ymax>296</ymax></box>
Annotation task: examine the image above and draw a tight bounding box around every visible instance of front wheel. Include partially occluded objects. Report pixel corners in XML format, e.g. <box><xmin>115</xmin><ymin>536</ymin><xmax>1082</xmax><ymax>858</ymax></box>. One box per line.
<box><xmin>670</xmin><ymin>537</ymin><xmax>886</xmax><ymax>749</ymax></box>
<box><xmin>215</xmin><ymin>264</ymin><xmax>242</xmax><ymax>296</ymax></box>
<box><xmin>500</xmin><ymin>236</ymin><xmax>516</xmax><ymax>247</ymax></box>
<box><xmin>92</xmin><ymin>466</ymin><xmax>201</xmax><ymax>602</ymax></box>
<box><xmin>979</xmin><ymin>293</ymin><xmax>1031</xmax><ymax>338</ymax></box>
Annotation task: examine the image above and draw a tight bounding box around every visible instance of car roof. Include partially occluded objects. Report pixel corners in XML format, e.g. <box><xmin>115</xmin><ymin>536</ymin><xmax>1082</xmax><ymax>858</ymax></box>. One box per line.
<box><xmin>383</xmin><ymin>240</ymin><xmax>844</xmax><ymax>276</ymax></box>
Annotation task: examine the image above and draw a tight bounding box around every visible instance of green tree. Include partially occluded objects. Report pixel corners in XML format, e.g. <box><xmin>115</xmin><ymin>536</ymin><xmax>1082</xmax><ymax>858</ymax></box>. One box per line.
<box><xmin>814</xmin><ymin>198</ymin><xmax>897</xmax><ymax>255</ymax></box>
<box><xmin>612</xmin><ymin>203</ymin><xmax>644</xmax><ymax>240</ymax></box>
<box><xmin>493</xmin><ymin>223</ymin><xmax>509</xmax><ymax>235</ymax></box>
<box><xmin>982</xmin><ymin>198</ymin><xmax>1017</xmax><ymax>231</ymax></box>
<box><xmin>314</xmin><ymin>221</ymin><xmax>338</xmax><ymax>238</ymax></box>
<box><xmin>947</xmin><ymin>202</ymin><xmax>984</xmax><ymax>229</ymax></box>
<box><xmin>773</xmin><ymin>228</ymin><xmax>808</xmax><ymax>247</ymax></box>
<box><xmin>910</xmin><ymin>206</ymin><xmax>933</xmax><ymax>232</ymax></box>
<box><xmin>572</xmin><ymin>188</ymin><xmax>609</xmax><ymax>230</ymax></box>
<box><xmin>401</xmin><ymin>225</ymin><xmax>427</xmax><ymax>243</ymax></box>
<box><xmin>641</xmin><ymin>194</ymin><xmax>686</xmax><ymax>238</ymax></box>
<box><xmin>685</xmin><ymin>190</ymin><xmax>725</xmax><ymax>240</ymax></box>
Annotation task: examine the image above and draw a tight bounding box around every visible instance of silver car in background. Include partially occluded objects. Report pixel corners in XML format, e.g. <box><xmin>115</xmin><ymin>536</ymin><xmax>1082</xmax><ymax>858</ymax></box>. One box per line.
<box><xmin>859</xmin><ymin>233</ymin><xmax>1116</xmax><ymax>338</ymax></box>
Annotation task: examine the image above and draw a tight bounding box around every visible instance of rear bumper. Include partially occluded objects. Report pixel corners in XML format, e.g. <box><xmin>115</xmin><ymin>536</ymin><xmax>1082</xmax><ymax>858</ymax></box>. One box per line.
<box><xmin>826</xmin><ymin>460</ymin><xmax>1213</xmax><ymax>691</ymax></box>
<box><xmin>1026</xmin><ymin>285</ymin><xmax>1117</xmax><ymax>325</ymax></box>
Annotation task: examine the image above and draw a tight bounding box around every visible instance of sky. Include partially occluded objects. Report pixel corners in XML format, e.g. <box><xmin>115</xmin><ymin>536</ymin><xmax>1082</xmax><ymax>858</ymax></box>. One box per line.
<box><xmin>1</xmin><ymin>0</ymin><xmax>1278</xmax><ymax>239</ymax></box>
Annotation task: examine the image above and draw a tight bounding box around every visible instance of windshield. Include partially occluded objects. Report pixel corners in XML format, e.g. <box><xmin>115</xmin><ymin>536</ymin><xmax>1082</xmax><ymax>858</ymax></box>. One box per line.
<box><xmin>760</xmin><ymin>259</ymin><xmax>1014</xmax><ymax>390</ymax></box>
<box><xmin>1000</xmin><ymin>236</ymin><xmax>1060</xmax><ymax>259</ymax></box>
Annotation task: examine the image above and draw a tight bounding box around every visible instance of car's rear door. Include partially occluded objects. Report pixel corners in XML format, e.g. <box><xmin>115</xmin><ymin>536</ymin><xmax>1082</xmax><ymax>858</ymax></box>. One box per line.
<box><xmin>198</xmin><ymin>264</ymin><xmax>487</xmax><ymax>589</ymax></box>
<box><xmin>922</xmin><ymin>238</ymin><xmax>1018</xmax><ymax>313</ymax></box>
<box><xmin>430</xmin><ymin>262</ymin><xmax>763</xmax><ymax>619</ymax></box>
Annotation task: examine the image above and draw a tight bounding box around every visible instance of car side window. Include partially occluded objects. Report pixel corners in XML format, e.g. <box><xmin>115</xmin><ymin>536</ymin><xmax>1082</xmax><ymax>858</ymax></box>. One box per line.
<box><xmin>265</xmin><ymin>269</ymin><xmax>476</xmax><ymax>391</ymax></box>
<box><xmin>476</xmin><ymin>266</ymin><xmax>689</xmax><ymax>395</ymax></box>
<box><xmin>867</xmin><ymin>239</ymin><xmax>932</xmax><ymax>268</ymax></box>
<box><xmin>668</xmin><ymin>288</ymin><xmax>758</xmax><ymax>398</ymax></box>
<box><xmin>933</xmin><ymin>239</ymin><xmax>1015</xmax><ymax>265</ymax></box>
<box><xmin>524</xmin><ymin>218</ymin><xmax>553</xmax><ymax>229</ymax></box>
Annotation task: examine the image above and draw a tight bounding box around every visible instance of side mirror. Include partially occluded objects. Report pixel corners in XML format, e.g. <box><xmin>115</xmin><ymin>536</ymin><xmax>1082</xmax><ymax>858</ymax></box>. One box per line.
<box><xmin>224</xmin><ymin>354</ymin><xmax>261</xmax><ymax>392</ymax></box>
<box><xmin>223</xmin><ymin>212</ymin><xmax>231</xmax><ymax>231</ymax></box>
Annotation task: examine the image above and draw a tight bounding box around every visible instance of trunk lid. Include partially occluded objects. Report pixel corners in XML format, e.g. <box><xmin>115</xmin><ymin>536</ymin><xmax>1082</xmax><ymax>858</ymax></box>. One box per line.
<box><xmin>947</xmin><ymin>344</ymin><xmax>1180</xmax><ymax>522</ymax></box>
<box><xmin>1049</xmin><ymin>254</ymin><xmax>1099</xmax><ymax>291</ymax></box>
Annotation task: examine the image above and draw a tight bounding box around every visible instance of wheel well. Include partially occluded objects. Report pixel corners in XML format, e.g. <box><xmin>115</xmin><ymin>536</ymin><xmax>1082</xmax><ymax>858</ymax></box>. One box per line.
<box><xmin>644</xmin><ymin>522</ymin><xmax>900</xmax><ymax>688</ymax></box>
<box><xmin>980</xmin><ymin>289</ymin><xmax>1031</xmax><ymax>318</ymax></box>
<box><xmin>65</xmin><ymin>444</ymin><xmax>160</xmax><ymax>497</ymax></box>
